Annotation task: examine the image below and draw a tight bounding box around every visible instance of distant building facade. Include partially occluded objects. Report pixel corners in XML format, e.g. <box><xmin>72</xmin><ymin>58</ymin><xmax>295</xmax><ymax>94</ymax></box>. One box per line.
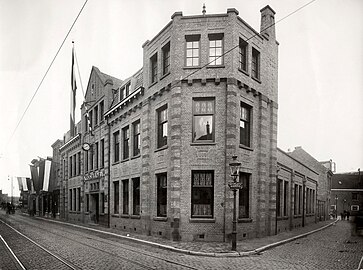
<box><xmin>49</xmin><ymin>6</ymin><xmax>333</xmax><ymax>242</ymax></box>
<box><xmin>331</xmin><ymin>170</ymin><xmax>363</xmax><ymax>216</ymax></box>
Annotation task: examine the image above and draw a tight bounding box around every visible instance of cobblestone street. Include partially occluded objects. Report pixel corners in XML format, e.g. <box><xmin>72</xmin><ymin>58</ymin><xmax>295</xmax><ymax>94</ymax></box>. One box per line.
<box><xmin>0</xmin><ymin>212</ymin><xmax>362</xmax><ymax>269</ymax></box>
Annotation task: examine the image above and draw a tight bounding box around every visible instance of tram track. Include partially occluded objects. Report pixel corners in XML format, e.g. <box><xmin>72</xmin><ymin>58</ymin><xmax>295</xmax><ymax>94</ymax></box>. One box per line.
<box><xmin>0</xmin><ymin>214</ymin><xmax>199</xmax><ymax>270</ymax></box>
<box><xmin>0</xmin><ymin>219</ymin><xmax>80</xmax><ymax>270</ymax></box>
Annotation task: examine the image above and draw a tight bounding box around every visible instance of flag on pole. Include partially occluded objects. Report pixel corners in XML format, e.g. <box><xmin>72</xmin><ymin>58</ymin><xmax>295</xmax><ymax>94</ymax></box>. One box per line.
<box><xmin>85</xmin><ymin>108</ymin><xmax>93</xmax><ymax>135</ymax></box>
<box><xmin>70</xmin><ymin>42</ymin><xmax>77</xmax><ymax>137</ymax></box>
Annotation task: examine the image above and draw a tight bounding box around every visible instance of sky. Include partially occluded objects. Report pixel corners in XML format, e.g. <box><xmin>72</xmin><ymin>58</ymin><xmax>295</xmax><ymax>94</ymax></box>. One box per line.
<box><xmin>0</xmin><ymin>0</ymin><xmax>362</xmax><ymax>197</ymax></box>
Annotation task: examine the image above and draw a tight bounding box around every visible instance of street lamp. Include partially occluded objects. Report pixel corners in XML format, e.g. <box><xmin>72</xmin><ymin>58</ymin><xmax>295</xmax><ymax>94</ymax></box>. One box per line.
<box><xmin>335</xmin><ymin>195</ymin><xmax>338</xmax><ymax>219</ymax></box>
<box><xmin>228</xmin><ymin>155</ymin><xmax>242</xmax><ymax>251</ymax></box>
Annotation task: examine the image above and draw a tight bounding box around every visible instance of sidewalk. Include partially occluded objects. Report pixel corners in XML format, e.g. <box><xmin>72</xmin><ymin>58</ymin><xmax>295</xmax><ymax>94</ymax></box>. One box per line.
<box><xmin>36</xmin><ymin>214</ymin><xmax>338</xmax><ymax>257</ymax></box>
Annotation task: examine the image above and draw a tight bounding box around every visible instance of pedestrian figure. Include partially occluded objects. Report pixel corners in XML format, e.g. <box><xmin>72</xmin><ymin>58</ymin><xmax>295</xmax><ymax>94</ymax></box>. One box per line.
<box><xmin>346</xmin><ymin>211</ymin><xmax>350</xmax><ymax>220</ymax></box>
<box><xmin>340</xmin><ymin>212</ymin><xmax>344</xmax><ymax>220</ymax></box>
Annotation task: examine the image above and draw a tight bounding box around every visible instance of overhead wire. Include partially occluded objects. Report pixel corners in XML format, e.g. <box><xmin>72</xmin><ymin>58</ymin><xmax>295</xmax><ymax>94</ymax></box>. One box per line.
<box><xmin>5</xmin><ymin>0</ymin><xmax>317</xmax><ymax>151</ymax></box>
<box><xmin>5</xmin><ymin>0</ymin><xmax>89</xmax><ymax>149</ymax></box>
<box><xmin>180</xmin><ymin>0</ymin><xmax>318</xmax><ymax>82</ymax></box>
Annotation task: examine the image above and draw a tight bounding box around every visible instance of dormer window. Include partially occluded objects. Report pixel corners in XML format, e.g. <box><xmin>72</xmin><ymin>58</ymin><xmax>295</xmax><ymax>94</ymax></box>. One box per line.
<box><xmin>120</xmin><ymin>82</ymin><xmax>131</xmax><ymax>101</ymax></box>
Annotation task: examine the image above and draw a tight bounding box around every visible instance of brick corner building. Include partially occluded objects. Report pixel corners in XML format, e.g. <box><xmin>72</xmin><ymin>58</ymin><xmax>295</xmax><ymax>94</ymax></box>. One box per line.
<box><xmin>105</xmin><ymin>6</ymin><xmax>278</xmax><ymax>241</ymax></box>
<box><xmin>50</xmin><ymin>6</ymin><xmax>333</xmax><ymax>243</ymax></box>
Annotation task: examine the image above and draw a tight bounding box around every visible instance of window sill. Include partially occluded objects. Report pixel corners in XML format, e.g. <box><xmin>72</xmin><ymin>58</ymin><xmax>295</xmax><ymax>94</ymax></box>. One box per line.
<box><xmin>121</xmin><ymin>158</ymin><xmax>130</xmax><ymax>163</ymax></box>
<box><xmin>160</xmin><ymin>72</ymin><xmax>170</xmax><ymax>81</ymax></box>
<box><xmin>277</xmin><ymin>216</ymin><xmax>289</xmax><ymax>221</ymax></box>
<box><xmin>206</xmin><ymin>65</ymin><xmax>225</xmax><ymax>69</ymax></box>
<box><xmin>190</xmin><ymin>142</ymin><xmax>216</xmax><ymax>146</ymax></box>
<box><xmin>131</xmin><ymin>215</ymin><xmax>141</xmax><ymax>219</ymax></box>
<box><xmin>112</xmin><ymin>214</ymin><xmax>120</xmax><ymax>218</ymax></box>
<box><xmin>238</xmin><ymin>218</ymin><xmax>252</xmax><ymax>223</ymax></box>
<box><xmin>112</xmin><ymin>161</ymin><xmax>120</xmax><ymax>166</ymax></box>
<box><xmin>85</xmin><ymin>212</ymin><xmax>90</xmax><ymax>215</ymax></box>
<box><xmin>149</xmin><ymin>81</ymin><xmax>158</xmax><ymax>88</ymax></box>
<box><xmin>131</xmin><ymin>154</ymin><xmax>141</xmax><ymax>160</ymax></box>
<box><xmin>189</xmin><ymin>218</ymin><xmax>215</xmax><ymax>223</ymax></box>
<box><xmin>183</xmin><ymin>66</ymin><xmax>201</xmax><ymax>70</ymax></box>
<box><xmin>294</xmin><ymin>215</ymin><xmax>302</xmax><ymax>219</ymax></box>
<box><xmin>100</xmin><ymin>213</ymin><xmax>105</xmax><ymax>216</ymax></box>
<box><xmin>252</xmin><ymin>76</ymin><xmax>261</xmax><ymax>84</ymax></box>
<box><xmin>153</xmin><ymin>217</ymin><xmax>168</xmax><ymax>222</ymax></box>
<box><xmin>306</xmin><ymin>213</ymin><xmax>315</xmax><ymax>217</ymax></box>
<box><xmin>238</xmin><ymin>68</ymin><xmax>249</xmax><ymax>77</ymax></box>
<box><xmin>155</xmin><ymin>145</ymin><xmax>168</xmax><ymax>153</ymax></box>
<box><xmin>120</xmin><ymin>214</ymin><xmax>130</xmax><ymax>218</ymax></box>
<box><xmin>239</xmin><ymin>144</ymin><xmax>253</xmax><ymax>151</ymax></box>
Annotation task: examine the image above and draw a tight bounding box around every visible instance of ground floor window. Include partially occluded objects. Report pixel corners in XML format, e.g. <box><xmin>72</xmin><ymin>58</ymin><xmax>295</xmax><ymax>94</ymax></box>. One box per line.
<box><xmin>114</xmin><ymin>181</ymin><xmax>119</xmax><ymax>214</ymax></box>
<box><xmin>191</xmin><ymin>171</ymin><xmax>213</xmax><ymax>218</ymax></box>
<box><xmin>156</xmin><ymin>173</ymin><xmax>167</xmax><ymax>217</ymax></box>
<box><xmin>86</xmin><ymin>194</ymin><xmax>89</xmax><ymax>212</ymax></box>
<box><xmin>100</xmin><ymin>193</ymin><xmax>104</xmax><ymax>214</ymax></box>
<box><xmin>69</xmin><ymin>189</ymin><xmax>72</xmax><ymax>211</ymax></box>
<box><xmin>133</xmin><ymin>178</ymin><xmax>140</xmax><ymax>215</ymax></box>
<box><xmin>122</xmin><ymin>179</ymin><xmax>129</xmax><ymax>214</ymax></box>
<box><xmin>238</xmin><ymin>172</ymin><xmax>250</xmax><ymax>218</ymax></box>
<box><xmin>77</xmin><ymin>187</ymin><xmax>81</xmax><ymax>211</ymax></box>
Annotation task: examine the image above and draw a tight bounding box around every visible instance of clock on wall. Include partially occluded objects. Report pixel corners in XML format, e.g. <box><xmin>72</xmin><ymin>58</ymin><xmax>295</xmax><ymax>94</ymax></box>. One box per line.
<box><xmin>82</xmin><ymin>143</ymin><xmax>90</xmax><ymax>151</ymax></box>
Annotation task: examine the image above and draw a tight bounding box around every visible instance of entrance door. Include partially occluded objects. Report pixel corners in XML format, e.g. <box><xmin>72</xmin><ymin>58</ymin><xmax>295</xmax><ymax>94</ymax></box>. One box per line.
<box><xmin>91</xmin><ymin>194</ymin><xmax>99</xmax><ymax>224</ymax></box>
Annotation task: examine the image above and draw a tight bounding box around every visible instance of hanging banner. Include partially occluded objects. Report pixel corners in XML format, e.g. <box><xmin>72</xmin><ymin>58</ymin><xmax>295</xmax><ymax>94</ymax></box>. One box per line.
<box><xmin>30</xmin><ymin>164</ymin><xmax>40</xmax><ymax>192</ymax></box>
<box><xmin>17</xmin><ymin>177</ymin><xmax>23</xmax><ymax>191</ymax></box>
<box><xmin>22</xmin><ymin>177</ymin><xmax>28</xmax><ymax>192</ymax></box>
<box><xmin>42</xmin><ymin>160</ymin><xmax>52</xmax><ymax>192</ymax></box>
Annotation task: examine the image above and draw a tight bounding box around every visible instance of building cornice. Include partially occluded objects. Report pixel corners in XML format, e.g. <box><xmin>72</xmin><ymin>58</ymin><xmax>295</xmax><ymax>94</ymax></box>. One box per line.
<box><xmin>59</xmin><ymin>134</ymin><xmax>81</xmax><ymax>152</ymax></box>
<box><xmin>105</xmin><ymin>87</ymin><xmax>144</xmax><ymax>119</ymax></box>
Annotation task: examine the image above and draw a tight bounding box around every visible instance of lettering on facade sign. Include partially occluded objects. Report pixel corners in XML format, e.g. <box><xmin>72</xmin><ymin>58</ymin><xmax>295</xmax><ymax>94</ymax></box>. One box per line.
<box><xmin>83</xmin><ymin>170</ymin><xmax>105</xmax><ymax>181</ymax></box>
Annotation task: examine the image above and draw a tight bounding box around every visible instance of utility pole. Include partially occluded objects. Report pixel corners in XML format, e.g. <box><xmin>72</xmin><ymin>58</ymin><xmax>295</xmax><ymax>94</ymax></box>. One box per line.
<box><xmin>8</xmin><ymin>175</ymin><xmax>13</xmax><ymax>204</ymax></box>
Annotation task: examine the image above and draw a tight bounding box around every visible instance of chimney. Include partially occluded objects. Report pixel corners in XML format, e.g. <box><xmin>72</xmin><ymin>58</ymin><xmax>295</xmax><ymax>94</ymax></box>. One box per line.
<box><xmin>260</xmin><ymin>5</ymin><xmax>276</xmax><ymax>40</ymax></box>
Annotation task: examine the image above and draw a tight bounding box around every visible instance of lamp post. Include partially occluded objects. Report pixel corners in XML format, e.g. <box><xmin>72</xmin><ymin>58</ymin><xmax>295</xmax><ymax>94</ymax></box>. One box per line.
<box><xmin>335</xmin><ymin>195</ymin><xmax>338</xmax><ymax>219</ymax></box>
<box><xmin>228</xmin><ymin>155</ymin><xmax>242</xmax><ymax>251</ymax></box>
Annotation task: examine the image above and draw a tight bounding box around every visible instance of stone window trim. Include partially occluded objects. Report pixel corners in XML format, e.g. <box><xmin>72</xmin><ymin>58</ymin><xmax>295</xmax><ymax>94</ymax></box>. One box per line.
<box><xmin>153</xmin><ymin>217</ymin><xmax>168</xmax><ymax>222</ymax></box>
<box><xmin>238</xmin><ymin>218</ymin><xmax>253</xmax><ymax>223</ymax></box>
<box><xmin>189</xmin><ymin>218</ymin><xmax>216</xmax><ymax>223</ymax></box>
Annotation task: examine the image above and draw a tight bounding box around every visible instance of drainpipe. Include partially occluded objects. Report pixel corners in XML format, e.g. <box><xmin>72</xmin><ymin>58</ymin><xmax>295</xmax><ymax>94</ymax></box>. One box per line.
<box><xmin>107</xmin><ymin>118</ymin><xmax>111</xmax><ymax>228</ymax></box>
<box><xmin>275</xmin><ymin>165</ymin><xmax>280</xmax><ymax>235</ymax></box>
<box><xmin>302</xmin><ymin>177</ymin><xmax>306</xmax><ymax>227</ymax></box>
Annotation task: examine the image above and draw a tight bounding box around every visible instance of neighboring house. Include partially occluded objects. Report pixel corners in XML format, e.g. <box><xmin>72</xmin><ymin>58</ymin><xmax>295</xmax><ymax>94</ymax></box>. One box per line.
<box><xmin>287</xmin><ymin>146</ymin><xmax>333</xmax><ymax>221</ymax></box>
<box><xmin>59</xmin><ymin>66</ymin><xmax>122</xmax><ymax>226</ymax></box>
<box><xmin>331</xmin><ymin>170</ymin><xmax>363</xmax><ymax>216</ymax></box>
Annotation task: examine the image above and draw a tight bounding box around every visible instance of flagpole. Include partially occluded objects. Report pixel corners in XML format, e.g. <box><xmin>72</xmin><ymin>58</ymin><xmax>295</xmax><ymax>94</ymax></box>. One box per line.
<box><xmin>71</xmin><ymin>41</ymin><xmax>77</xmax><ymax>137</ymax></box>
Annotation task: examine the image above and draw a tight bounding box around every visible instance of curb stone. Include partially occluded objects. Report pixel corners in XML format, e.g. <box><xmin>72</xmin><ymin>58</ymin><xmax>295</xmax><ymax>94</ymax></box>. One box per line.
<box><xmin>28</xmin><ymin>214</ymin><xmax>338</xmax><ymax>258</ymax></box>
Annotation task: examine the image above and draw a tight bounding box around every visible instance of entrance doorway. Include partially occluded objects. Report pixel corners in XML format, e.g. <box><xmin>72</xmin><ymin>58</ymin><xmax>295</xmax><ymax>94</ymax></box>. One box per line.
<box><xmin>90</xmin><ymin>193</ymin><xmax>99</xmax><ymax>224</ymax></box>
